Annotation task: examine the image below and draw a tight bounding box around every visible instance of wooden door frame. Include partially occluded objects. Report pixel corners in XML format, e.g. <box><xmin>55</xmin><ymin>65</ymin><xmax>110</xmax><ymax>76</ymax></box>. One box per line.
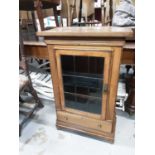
<box><xmin>55</xmin><ymin>47</ymin><xmax>113</xmax><ymax>120</ymax></box>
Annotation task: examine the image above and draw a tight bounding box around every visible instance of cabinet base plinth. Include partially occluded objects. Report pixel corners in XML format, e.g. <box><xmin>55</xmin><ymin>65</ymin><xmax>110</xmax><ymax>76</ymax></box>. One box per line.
<box><xmin>56</xmin><ymin>120</ymin><xmax>115</xmax><ymax>143</ymax></box>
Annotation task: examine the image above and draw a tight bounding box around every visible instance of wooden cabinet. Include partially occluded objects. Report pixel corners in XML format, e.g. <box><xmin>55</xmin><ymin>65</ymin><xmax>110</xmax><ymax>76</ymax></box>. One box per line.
<box><xmin>37</xmin><ymin>27</ymin><xmax>133</xmax><ymax>142</ymax></box>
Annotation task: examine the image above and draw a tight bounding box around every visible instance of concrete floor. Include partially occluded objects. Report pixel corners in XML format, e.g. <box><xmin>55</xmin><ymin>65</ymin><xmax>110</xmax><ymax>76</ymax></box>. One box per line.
<box><xmin>19</xmin><ymin>99</ymin><xmax>135</xmax><ymax>155</ymax></box>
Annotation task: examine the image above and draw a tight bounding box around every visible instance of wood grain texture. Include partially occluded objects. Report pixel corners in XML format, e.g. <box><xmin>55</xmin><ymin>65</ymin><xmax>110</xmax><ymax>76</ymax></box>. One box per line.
<box><xmin>45</xmin><ymin>39</ymin><xmax>125</xmax><ymax>47</ymax></box>
<box><xmin>24</xmin><ymin>41</ymin><xmax>46</xmax><ymax>46</ymax></box>
<box><xmin>57</xmin><ymin>111</ymin><xmax>115</xmax><ymax>143</ymax></box>
<box><xmin>37</xmin><ymin>27</ymin><xmax>133</xmax><ymax>38</ymax></box>
<box><xmin>57</xmin><ymin>111</ymin><xmax>113</xmax><ymax>133</ymax></box>
<box><xmin>23</xmin><ymin>41</ymin><xmax>135</xmax><ymax>64</ymax></box>
<box><xmin>24</xmin><ymin>44</ymin><xmax>48</xmax><ymax>59</ymax></box>
<box><xmin>121</xmin><ymin>49</ymin><xmax>135</xmax><ymax>64</ymax></box>
<box><xmin>106</xmin><ymin>47</ymin><xmax>122</xmax><ymax>120</ymax></box>
<box><xmin>122</xmin><ymin>42</ymin><xmax>135</xmax><ymax>64</ymax></box>
<box><xmin>47</xmin><ymin>45</ymin><xmax>61</xmax><ymax>110</ymax></box>
<box><xmin>101</xmin><ymin>50</ymin><xmax>112</xmax><ymax>120</ymax></box>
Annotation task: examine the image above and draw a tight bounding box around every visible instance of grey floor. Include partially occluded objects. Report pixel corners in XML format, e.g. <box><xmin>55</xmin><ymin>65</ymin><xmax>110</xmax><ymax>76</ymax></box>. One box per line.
<box><xmin>19</xmin><ymin>99</ymin><xmax>135</xmax><ymax>155</ymax></box>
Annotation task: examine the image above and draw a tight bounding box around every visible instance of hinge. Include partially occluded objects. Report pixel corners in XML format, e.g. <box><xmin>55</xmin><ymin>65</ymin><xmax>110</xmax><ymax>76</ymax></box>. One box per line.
<box><xmin>103</xmin><ymin>84</ymin><xmax>108</xmax><ymax>93</ymax></box>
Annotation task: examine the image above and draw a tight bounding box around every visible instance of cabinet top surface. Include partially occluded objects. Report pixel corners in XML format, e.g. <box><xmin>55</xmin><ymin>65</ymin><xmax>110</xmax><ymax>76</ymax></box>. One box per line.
<box><xmin>37</xmin><ymin>27</ymin><xmax>134</xmax><ymax>38</ymax></box>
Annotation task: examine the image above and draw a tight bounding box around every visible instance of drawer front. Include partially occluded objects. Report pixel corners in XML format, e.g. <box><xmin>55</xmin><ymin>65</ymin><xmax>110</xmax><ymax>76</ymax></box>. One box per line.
<box><xmin>57</xmin><ymin>111</ymin><xmax>113</xmax><ymax>133</ymax></box>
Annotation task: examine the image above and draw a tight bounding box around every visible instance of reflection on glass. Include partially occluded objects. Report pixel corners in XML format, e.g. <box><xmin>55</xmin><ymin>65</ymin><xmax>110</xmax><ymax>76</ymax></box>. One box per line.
<box><xmin>61</xmin><ymin>55</ymin><xmax>104</xmax><ymax>114</ymax></box>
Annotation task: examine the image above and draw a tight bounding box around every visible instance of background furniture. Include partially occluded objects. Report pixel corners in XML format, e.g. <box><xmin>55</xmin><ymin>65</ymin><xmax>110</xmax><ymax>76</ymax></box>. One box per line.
<box><xmin>37</xmin><ymin>27</ymin><xmax>133</xmax><ymax>142</ymax></box>
<box><xmin>60</xmin><ymin>0</ymin><xmax>95</xmax><ymax>26</ymax></box>
<box><xmin>19</xmin><ymin>26</ymin><xmax>44</xmax><ymax>136</ymax></box>
<box><xmin>23</xmin><ymin>39</ymin><xmax>135</xmax><ymax>64</ymax></box>
<box><xmin>58</xmin><ymin>0</ymin><xmax>113</xmax><ymax>26</ymax></box>
<box><xmin>125</xmin><ymin>76</ymin><xmax>135</xmax><ymax>115</ymax></box>
<box><xmin>125</xmin><ymin>65</ymin><xmax>135</xmax><ymax>114</ymax></box>
<box><xmin>19</xmin><ymin>0</ymin><xmax>60</xmax><ymax>31</ymax></box>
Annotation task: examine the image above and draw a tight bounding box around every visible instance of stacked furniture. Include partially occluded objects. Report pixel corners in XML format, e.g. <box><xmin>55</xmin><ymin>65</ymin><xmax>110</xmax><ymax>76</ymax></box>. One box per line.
<box><xmin>19</xmin><ymin>26</ymin><xmax>44</xmax><ymax>136</ymax></box>
<box><xmin>19</xmin><ymin>0</ymin><xmax>60</xmax><ymax>30</ymax></box>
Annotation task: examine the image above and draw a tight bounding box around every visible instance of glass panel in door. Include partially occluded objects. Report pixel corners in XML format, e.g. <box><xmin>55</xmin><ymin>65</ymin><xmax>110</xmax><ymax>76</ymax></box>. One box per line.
<box><xmin>61</xmin><ymin>55</ymin><xmax>104</xmax><ymax>114</ymax></box>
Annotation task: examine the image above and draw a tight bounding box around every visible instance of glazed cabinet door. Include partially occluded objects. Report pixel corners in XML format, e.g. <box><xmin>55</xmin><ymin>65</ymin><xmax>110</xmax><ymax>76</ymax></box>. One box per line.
<box><xmin>56</xmin><ymin>47</ymin><xmax>112</xmax><ymax>120</ymax></box>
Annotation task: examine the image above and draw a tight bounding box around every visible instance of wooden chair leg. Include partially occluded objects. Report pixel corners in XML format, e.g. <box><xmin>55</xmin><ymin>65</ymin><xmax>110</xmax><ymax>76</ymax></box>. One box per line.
<box><xmin>28</xmin><ymin>82</ymin><xmax>44</xmax><ymax>108</ymax></box>
<box><xmin>125</xmin><ymin>74</ymin><xmax>135</xmax><ymax>115</ymax></box>
<box><xmin>126</xmin><ymin>65</ymin><xmax>132</xmax><ymax>74</ymax></box>
<box><xmin>34</xmin><ymin>0</ymin><xmax>44</xmax><ymax>30</ymax></box>
<box><xmin>31</xmin><ymin>11</ymin><xmax>38</xmax><ymax>40</ymax></box>
<box><xmin>53</xmin><ymin>6</ymin><xmax>59</xmax><ymax>27</ymax></box>
<box><xmin>19</xmin><ymin>95</ymin><xmax>24</xmax><ymax>103</ymax></box>
<box><xmin>78</xmin><ymin>0</ymin><xmax>83</xmax><ymax>25</ymax></box>
<box><xmin>19</xmin><ymin>124</ymin><xmax>22</xmax><ymax>137</ymax></box>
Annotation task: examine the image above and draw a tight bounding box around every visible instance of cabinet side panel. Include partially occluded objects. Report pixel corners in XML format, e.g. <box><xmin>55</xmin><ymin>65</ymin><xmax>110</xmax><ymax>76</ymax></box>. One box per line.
<box><xmin>48</xmin><ymin>45</ymin><xmax>61</xmax><ymax>110</ymax></box>
<box><xmin>106</xmin><ymin>47</ymin><xmax>122</xmax><ymax>120</ymax></box>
